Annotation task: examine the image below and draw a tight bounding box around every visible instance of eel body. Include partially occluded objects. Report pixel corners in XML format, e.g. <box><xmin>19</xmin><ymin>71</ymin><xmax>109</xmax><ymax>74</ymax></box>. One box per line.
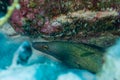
<box><xmin>32</xmin><ymin>41</ymin><xmax>105</xmax><ymax>73</ymax></box>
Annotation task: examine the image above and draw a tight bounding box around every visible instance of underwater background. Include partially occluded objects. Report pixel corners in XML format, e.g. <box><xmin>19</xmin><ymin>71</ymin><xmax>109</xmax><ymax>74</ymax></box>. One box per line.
<box><xmin>0</xmin><ymin>0</ymin><xmax>120</xmax><ymax>80</ymax></box>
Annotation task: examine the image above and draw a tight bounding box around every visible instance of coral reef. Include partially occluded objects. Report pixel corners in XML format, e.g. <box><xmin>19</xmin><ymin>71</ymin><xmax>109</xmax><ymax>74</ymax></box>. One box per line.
<box><xmin>9</xmin><ymin>0</ymin><xmax>120</xmax><ymax>39</ymax></box>
<box><xmin>0</xmin><ymin>1</ymin><xmax>120</xmax><ymax>80</ymax></box>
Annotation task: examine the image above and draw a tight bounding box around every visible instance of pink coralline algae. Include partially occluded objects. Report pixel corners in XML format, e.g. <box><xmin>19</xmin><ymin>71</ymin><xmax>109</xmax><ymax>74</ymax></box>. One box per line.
<box><xmin>40</xmin><ymin>20</ymin><xmax>62</xmax><ymax>34</ymax></box>
<box><xmin>10</xmin><ymin>0</ymin><xmax>63</xmax><ymax>36</ymax></box>
<box><xmin>9</xmin><ymin>0</ymin><xmax>120</xmax><ymax>36</ymax></box>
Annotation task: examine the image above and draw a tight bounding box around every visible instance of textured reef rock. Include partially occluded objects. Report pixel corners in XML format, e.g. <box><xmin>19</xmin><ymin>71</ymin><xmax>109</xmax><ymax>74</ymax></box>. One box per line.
<box><xmin>0</xmin><ymin>22</ymin><xmax>16</xmax><ymax>36</ymax></box>
<box><xmin>10</xmin><ymin>0</ymin><xmax>64</xmax><ymax>35</ymax></box>
<box><xmin>9</xmin><ymin>0</ymin><xmax>120</xmax><ymax>38</ymax></box>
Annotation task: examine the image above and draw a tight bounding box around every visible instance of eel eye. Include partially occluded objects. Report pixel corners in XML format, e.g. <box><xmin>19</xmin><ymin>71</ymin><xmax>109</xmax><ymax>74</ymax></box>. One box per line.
<box><xmin>42</xmin><ymin>45</ymin><xmax>49</xmax><ymax>50</ymax></box>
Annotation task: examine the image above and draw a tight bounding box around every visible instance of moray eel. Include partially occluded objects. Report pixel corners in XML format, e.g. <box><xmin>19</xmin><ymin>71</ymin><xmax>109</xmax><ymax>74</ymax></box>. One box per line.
<box><xmin>32</xmin><ymin>41</ymin><xmax>105</xmax><ymax>73</ymax></box>
<box><xmin>0</xmin><ymin>0</ymin><xmax>9</xmax><ymax>18</ymax></box>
